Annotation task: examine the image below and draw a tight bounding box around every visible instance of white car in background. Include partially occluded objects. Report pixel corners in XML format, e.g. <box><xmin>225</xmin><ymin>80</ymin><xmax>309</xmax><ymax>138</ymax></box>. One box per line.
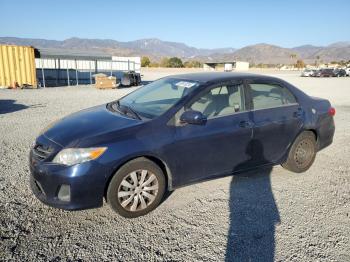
<box><xmin>301</xmin><ymin>69</ymin><xmax>316</xmax><ymax>77</ymax></box>
<box><xmin>345</xmin><ymin>68</ymin><xmax>350</xmax><ymax>76</ymax></box>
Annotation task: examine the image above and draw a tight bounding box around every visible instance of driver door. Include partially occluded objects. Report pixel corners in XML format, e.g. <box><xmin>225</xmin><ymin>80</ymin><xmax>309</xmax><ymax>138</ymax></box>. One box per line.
<box><xmin>170</xmin><ymin>82</ymin><xmax>254</xmax><ymax>186</ymax></box>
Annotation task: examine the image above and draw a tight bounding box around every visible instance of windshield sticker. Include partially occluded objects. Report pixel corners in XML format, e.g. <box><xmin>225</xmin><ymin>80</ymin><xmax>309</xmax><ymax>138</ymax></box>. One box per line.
<box><xmin>175</xmin><ymin>81</ymin><xmax>196</xmax><ymax>88</ymax></box>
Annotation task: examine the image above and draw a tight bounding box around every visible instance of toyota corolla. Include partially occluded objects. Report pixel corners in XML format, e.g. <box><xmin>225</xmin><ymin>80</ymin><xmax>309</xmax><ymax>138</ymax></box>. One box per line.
<box><xmin>29</xmin><ymin>73</ymin><xmax>335</xmax><ymax>218</ymax></box>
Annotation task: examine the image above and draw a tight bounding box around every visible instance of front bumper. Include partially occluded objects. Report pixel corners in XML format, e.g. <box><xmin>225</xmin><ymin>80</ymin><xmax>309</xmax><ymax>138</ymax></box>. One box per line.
<box><xmin>29</xmin><ymin>153</ymin><xmax>110</xmax><ymax>211</ymax></box>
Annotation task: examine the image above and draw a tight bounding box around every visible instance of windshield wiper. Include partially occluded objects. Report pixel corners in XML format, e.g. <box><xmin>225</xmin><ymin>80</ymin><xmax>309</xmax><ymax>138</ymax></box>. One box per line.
<box><xmin>115</xmin><ymin>101</ymin><xmax>142</xmax><ymax>120</ymax></box>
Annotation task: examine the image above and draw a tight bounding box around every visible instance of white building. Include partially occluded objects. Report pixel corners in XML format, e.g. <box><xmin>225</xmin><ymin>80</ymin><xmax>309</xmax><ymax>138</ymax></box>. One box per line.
<box><xmin>203</xmin><ymin>61</ymin><xmax>249</xmax><ymax>71</ymax></box>
<box><xmin>34</xmin><ymin>48</ymin><xmax>141</xmax><ymax>86</ymax></box>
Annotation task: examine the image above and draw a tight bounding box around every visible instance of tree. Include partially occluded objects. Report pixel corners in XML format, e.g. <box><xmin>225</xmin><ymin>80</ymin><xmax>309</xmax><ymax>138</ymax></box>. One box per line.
<box><xmin>149</xmin><ymin>62</ymin><xmax>160</xmax><ymax>67</ymax></box>
<box><xmin>167</xmin><ymin>57</ymin><xmax>183</xmax><ymax>68</ymax></box>
<box><xmin>295</xmin><ymin>59</ymin><xmax>305</xmax><ymax>69</ymax></box>
<box><xmin>160</xmin><ymin>57</ymin><xmax>170</xmax><ymax>67</ymax></box>
<box><xmin>315</xmin><ymin>55</ymin><xmax>320</xmax><ymax>66</ymax></box>
<box><xmin>289</xmin><ymin>53</ymin><xmax>297</xmax><ymax>65</ymax></box>
<box><xmin>141</xmin><ymin>56</ymin><xmax>151</xmax><ymax>67</ymax></box>
<box><xmin>184</xmin><ymin>60</ymin><xmax>202</xmax><ymax>68</ymax></box>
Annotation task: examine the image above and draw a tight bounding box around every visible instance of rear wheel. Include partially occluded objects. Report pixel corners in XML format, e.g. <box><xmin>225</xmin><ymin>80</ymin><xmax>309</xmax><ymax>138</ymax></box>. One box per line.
<box><xmin>282</xmin><ymin>131</ymin><xmax>316</xmax><ymax>173</ymax></box>
<box><xmin>107</xmin><ymin>158</ymin><xmax>166</xmax><ymax>218</ymax></box>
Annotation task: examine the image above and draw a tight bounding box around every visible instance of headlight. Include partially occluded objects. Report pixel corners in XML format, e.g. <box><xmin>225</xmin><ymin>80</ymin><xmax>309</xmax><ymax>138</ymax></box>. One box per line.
<box><xmin>52</xmin><ymin>147</ymin><xmax>107</xmax><ymax>166</ymax></box>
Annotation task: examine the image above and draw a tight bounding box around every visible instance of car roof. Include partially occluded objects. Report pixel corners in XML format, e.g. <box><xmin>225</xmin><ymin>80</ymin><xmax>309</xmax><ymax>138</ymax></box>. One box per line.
<box><xmin>167</xmin><ymin>72</ymin><xmax>279</xmax><ymax>83</ymax></box>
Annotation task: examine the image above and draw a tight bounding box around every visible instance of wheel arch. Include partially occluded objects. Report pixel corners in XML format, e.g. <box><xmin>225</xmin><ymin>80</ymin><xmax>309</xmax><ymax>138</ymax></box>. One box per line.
<box><xmin>104</xmin><ymin>154</ymin><xmax>174</xmax><ymax>200</ymax></box>
<box><xmin>293</xmin><ymin>128</ymin><xmax>318</xmax><ymax>147</ymax></box>
<box><xmin>305</xmin><ymin>128</ymin><xmax>318</xmax><ymax>141</ymax></box>
<box><xmin>281</xmin><ymin>128</ymin><xmax>318</xmax><ymax>164</ymax></box>
<box><xmin>304</xmin><ymin>128</ymin><xmax>321</xmax><ymax>151</ymax></box>
<box><xmin>281</xmin><ymin>128</ymin><xmax>318</xmax><ymax>172</ymax></box>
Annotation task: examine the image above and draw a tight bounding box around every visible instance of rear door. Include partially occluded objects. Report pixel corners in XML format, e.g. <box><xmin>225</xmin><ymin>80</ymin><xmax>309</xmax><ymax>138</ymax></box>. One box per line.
<box><xmin>246</xmin><ymin>80</ymin><xmax>303</xmax><ymax>165</ymax></box>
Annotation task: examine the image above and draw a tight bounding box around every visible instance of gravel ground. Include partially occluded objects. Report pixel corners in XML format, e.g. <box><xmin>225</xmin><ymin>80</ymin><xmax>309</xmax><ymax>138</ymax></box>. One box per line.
<box><xmin>0</xmin><ymin>72</ymin><xmax>349</xmax><ymax>261</ymax></box>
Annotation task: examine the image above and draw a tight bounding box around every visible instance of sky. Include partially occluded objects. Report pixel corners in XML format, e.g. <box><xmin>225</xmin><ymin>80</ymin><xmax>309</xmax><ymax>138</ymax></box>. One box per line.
<box><xmin>1</xmin><ymin>0</ymin><xmax>349</xmax><ymax>49</ymax></box>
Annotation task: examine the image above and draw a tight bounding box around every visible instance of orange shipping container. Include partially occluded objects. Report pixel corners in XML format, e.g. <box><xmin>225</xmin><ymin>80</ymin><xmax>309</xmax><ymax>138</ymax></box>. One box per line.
<box><xmin>0</xmin><ymin>44</ymin><xmax>37</xmax><ymax>88</ymax></box>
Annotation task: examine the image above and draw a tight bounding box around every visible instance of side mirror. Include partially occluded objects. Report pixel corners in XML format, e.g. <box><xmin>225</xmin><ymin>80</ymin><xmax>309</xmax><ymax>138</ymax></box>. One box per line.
<box><xmin>180</xmin><ymin>110</ymin><xmax>207</xmax><ymax>125</ymax></box>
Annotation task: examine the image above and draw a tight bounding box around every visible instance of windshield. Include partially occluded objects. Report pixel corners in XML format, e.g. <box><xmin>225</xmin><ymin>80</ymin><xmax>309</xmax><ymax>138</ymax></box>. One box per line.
<box><xmin>117</xmin><ymin>78</ymin><xmax>201</xmax><ymax>119</ymax></box>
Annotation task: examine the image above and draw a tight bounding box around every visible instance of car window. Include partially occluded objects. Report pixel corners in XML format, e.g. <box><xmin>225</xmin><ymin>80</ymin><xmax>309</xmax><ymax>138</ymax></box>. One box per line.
<box><xmin>249</xmin><ymin>83</ymin><xmax>296</xmax><ymax>110</ymax></box>
<box><xmin>210</xmin><ymin>86</ymin><xmax>228</xmax><ymax>95</ymax></box>
<box><xmin>119</xmin><ymin>78</ymin><xmax>200</xmax><ymax>119</ymax></box>
<box><xmin>136</xmin><ymin>82</ymin><xmax>183</xmax><ymax>102</ymax></box>
<box><xmin>282</xmin><ymin>87</ymin><xmax>297</xmax><ymax>104</ymax></box>
<box><xmin>190</xmin><ymin>84</ymin><xmax>244</xmax><ymax>118</ymax></box>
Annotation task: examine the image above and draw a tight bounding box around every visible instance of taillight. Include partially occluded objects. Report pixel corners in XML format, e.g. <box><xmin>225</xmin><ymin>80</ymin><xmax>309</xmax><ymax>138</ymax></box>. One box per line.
<box><xmin>328</xmin><ymin>107</ymin><xmax>336</xmax><ymax>116</ymax></box>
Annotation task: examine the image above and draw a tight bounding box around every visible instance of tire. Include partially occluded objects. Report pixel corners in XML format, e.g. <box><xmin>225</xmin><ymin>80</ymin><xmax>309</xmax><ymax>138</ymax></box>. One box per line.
<box><xmin>107</xmin><ymin>157</ymin><xmax>166</xmax><ymax>218</ymax></box>
<box><xmin>121</xmin><ymin>75</ymin><xmax>131</xmax><ymax>86</ymax></box>
<box><xmin>282</xmin><ymin>131</ymin><xmax>317</xmax><ymax>173</ymax></box>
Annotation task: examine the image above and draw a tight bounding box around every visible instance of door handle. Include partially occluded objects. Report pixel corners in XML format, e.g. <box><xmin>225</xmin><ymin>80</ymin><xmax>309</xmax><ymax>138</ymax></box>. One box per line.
<box><xmin>293</xmin><ymin>108</ymin><xmax>303</xmax><ymax>118</ymax></box>
<box><xmin>239</xmin><ymin>120</ymin><xmax>253</xmax><ymax>128</ymax></box>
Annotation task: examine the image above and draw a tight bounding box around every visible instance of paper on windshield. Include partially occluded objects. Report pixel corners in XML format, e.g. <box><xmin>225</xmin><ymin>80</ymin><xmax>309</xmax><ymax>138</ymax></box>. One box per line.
<box><xmin>175</xmin><ymin>81</ymin><xmax>196</xmax><ymax>88</ymax></box>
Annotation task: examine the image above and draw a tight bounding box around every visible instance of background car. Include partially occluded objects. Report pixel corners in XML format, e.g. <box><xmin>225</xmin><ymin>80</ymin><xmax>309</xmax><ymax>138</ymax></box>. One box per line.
<box><xmin>333</xmin><ymin>69</ymin><xmax>347</xmax><ymax>77</ymax></box>
<box><xmin>345</xmin><ymin>68</ymin><xmax>350</xmax><ymax>76</ymax></box>
<box><xmin>301</xmin><ymin>69</ymin><xmax>317</xmax><ymax>77</ymax></box>
<box><xmin>315</xmin><ymin>68</ymin><xmax>335</xmax><ymax>77</ymax></box>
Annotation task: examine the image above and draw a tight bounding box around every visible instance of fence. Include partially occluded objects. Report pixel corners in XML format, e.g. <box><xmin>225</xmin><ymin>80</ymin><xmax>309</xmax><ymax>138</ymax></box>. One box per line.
<box><xmin>35</xmin><ymin>58</ymin><xmax>141</xmax><ymax>87</ymax></box>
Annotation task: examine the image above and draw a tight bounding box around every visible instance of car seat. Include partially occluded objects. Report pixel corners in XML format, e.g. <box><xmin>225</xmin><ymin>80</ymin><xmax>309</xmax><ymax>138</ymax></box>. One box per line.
<box><xmin>217</xmin><ymin>88</ymin><xmax>242</xmax><ymax>115</ymax></box>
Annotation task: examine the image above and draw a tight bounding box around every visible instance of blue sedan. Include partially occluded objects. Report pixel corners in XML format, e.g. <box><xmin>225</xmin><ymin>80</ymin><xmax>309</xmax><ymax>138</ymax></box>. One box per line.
<box><xmin>29</xmin><ymin>72</ymin><xmax>335</xmax><ymax>217</ymax></box>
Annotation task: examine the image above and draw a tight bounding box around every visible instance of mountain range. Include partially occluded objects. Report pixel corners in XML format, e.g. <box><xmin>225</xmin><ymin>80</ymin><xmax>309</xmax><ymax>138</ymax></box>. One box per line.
<box><xmin>1</xmin><ymin>37</ymin><xmax>349</xmax><ymax>64</ymax></box>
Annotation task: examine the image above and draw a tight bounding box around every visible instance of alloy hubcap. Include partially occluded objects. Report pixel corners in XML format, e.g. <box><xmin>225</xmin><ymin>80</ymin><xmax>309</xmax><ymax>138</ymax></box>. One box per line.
<box><xmin>117</xmin><ymin>169</ymin><xmax>159</xmax><ymax>212</ymax></box>
<box><xmin>294</xmin><ymin>139</ymin><xmax>314</xmax><ymax>168</ymax></box>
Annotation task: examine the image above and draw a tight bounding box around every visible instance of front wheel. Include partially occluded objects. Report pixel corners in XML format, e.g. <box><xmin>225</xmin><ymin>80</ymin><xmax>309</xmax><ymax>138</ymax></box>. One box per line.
<box><xmin>282</xmin><ymin>131</ymin><xmax>317</xmax><ymax>173</ymax></box>
<box><xmin>107</xmin><ymin>158</ymin><xmax>166</xmax><ymax>218</ymax></box>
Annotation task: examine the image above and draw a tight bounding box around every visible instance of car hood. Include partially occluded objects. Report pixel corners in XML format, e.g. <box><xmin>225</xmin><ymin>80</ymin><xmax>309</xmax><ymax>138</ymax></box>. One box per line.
<box><xmin>43</xmin><ymin>104</ymin><xmax>140</xmax><ymax>147</ymax></box>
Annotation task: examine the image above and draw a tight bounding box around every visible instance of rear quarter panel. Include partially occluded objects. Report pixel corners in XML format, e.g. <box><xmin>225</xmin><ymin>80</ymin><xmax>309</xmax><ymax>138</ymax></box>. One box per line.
<box><xmin>302</xmin><ymin>96</ymin><xmax>335</xmax><ymax>150</ymax></box>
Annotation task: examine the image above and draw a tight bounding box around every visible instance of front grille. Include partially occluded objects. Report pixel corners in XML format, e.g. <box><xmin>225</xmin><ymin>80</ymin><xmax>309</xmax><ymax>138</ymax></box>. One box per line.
<box><xmin>32</xmin><ymin>144</ymin><xmax>53</xmax><ymax>161</ymax></box>
<box><xmin>34</xmin><ymin>180</ymin><xmax>46</xmax><ymax>195</ymax></box>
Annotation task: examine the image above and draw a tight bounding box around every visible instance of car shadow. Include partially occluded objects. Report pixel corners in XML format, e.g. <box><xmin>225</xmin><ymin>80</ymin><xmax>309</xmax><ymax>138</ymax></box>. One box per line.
<box><xmin>0</xmin><ymin>100</ymin><xmax>45</xmax><ymax>114</ymax></box>
<box><xmin>0</xmin><ymin>99</ymin><xmax>28</xmax><ymax>114</ymax></box>
<box><xmin>225</xmin><ymin>140</ymin><xmax>280</xmax><ymax>262</ymax></box>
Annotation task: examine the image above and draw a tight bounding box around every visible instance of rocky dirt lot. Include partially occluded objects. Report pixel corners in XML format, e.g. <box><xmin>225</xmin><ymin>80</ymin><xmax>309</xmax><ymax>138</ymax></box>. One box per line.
<box><xmin>0</xmin><ymin>72</ymin><xmax>349</xmax><ymax>261</ymax></box>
